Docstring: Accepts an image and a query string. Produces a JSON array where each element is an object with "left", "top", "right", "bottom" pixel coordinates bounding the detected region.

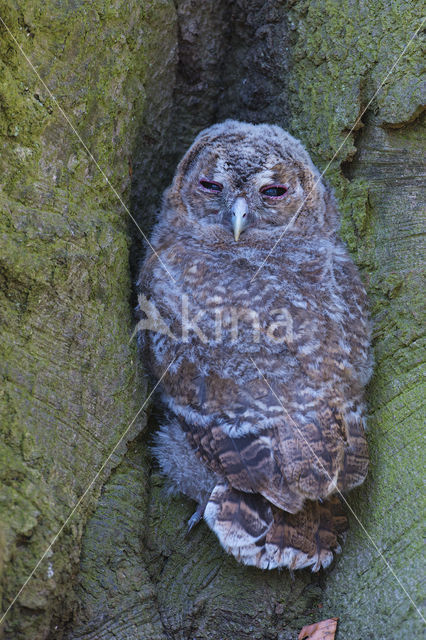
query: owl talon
[{"left": 186, "top": 504, "right": 205, "bottom": 535}]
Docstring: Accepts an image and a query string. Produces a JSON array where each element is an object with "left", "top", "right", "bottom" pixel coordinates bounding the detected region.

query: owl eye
[
  {"left": 260, "top": 184, "right": 288, "bottom": 198},
  {"left": 199, "top": 179, "right": 223, "bottom": 193}
]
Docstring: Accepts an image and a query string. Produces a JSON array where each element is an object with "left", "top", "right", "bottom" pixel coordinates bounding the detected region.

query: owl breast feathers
[{"left": 138, "top": 120, "right": 372, "bottom": 571}]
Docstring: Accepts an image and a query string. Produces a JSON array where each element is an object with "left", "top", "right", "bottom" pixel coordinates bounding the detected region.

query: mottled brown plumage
[{"left": 138, "top": 120, "right": 371, "bottom": 570}]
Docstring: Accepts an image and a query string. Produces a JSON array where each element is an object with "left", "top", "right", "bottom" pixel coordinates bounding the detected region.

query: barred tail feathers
[{"left": 204, "top": 482, "right": 347, "bottom": 571}]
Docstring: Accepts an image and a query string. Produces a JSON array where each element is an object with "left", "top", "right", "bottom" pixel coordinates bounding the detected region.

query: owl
[{"left": 137, "top": 120, "right": 372, "bottom": 571}]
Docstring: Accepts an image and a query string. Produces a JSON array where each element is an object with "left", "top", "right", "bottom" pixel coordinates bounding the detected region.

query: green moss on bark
[{"left": 0, "top": 1, "right": 176, "bottom": 637}]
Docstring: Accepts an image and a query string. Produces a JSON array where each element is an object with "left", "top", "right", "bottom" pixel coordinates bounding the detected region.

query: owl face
[{"left": 167, "top": 120, "right": 332, "bottom": 245}]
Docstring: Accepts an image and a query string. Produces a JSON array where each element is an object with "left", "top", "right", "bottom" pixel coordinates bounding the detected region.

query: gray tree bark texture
[{"left": 0, "top": 1, "right": 424, "bottom": 639}]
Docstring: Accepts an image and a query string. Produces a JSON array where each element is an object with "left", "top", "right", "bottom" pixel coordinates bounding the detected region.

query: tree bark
[{"left": 0, "top": 1, "right": 423, "bottom": 639}]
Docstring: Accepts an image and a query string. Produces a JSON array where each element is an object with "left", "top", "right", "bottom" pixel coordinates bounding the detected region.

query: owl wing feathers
[
  {"left": 179, "top": 417, "right": 306, "bottom": 513},
  {"left": 173, "top": 379, "right": 368, "bottom": 510},
  {"left": 275, "top": 402, "right": 369, "bottom": 498}
]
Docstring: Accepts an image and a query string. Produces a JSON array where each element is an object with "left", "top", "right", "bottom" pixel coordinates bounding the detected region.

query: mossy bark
[
  {"left": 0, "top": 1, "right": 424, "bottom": 639},
  {"left": 0, "top": 1, "right": 176, "bottom": 637}
]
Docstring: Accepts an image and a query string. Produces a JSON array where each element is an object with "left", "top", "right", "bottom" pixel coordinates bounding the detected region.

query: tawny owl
[{"left": 137, "top": 120, "right": 372, "bottom": 571}]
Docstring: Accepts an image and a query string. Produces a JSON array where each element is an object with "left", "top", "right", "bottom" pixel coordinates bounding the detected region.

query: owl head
[{"left": 163, "top": 120, "right": 338, "bottom": 245}]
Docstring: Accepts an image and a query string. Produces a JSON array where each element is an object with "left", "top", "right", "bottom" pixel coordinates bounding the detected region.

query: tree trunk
[{"left": 0, "top": 1, "right": 423, "bottom": 639}]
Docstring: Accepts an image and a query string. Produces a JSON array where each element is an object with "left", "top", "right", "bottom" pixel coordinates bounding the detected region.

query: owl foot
[{"left": 186, "top": 502, "right": 206, "bottom": 535}]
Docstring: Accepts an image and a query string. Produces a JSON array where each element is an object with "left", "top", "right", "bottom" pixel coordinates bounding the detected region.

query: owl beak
[{"left": 231, "top": 197, "right": 249, "bottom": 241}]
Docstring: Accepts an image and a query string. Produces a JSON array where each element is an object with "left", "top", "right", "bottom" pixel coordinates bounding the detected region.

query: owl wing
[
  {"left": 179, "top": 414, "right": 307, "bottom": 513},
  {"left": 178, "top": 393, "right": 368, "bottom": 512}
]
